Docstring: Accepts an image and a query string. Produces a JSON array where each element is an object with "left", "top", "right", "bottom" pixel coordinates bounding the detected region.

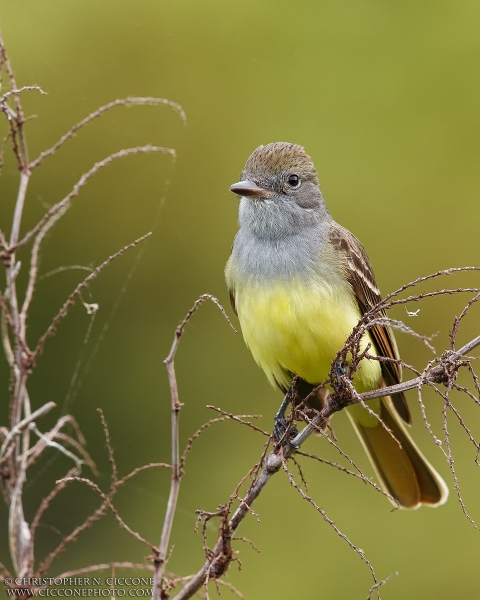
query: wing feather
[{"left": 329, "top": 222, "right": 411, "bottom": 424}]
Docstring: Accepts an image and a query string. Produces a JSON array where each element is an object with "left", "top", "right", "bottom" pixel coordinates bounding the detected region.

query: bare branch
[
  {"left": 367, "top": 572, "right": 398, "bottom": 600},
  {"left": 173, "top": 295, "right": 237, "bottom": 341},
  {"left": 296, "top": 450, "right": 396, "bottom": 503},
  {"left": 29, "top": 466, "right": 78, "bottom": 571},
  {"left": 205, "top": 406, "right": 268, "bottom": 437},
  {"left": 170, "top": 447, "right": 289, "bottom": 600},
  {"left": 381, "top": 266, "right": 480, "bottom": 304},
  {"left": 116, "top": 463, "right": 172, "bottom": 487},
  {"left": 0, "top": 401, "right": 56, "bottom": 461},
  {"left": 54, "top": 562, "right": 154, "bottom": 581},
  {"left": 0, "top": 86, "right": 47, "bottom": 103},
  {"left": 31, "top": 232, "right": 152, "bottom": 363},
  {"left": 0, "top": 27, "right": 190, "bottom": 591},
  {"left": 18, "top": 145, "right": 174, "bottom": 253},
  {"left": 0, "top": 30, "right": 29, "bottom": 171},
  {"left": 26, "top": 414, "right": 87, "bottom": 468},
  {"left": 356, "top": 334, "right": 480, "bottom": 402},
  {"left": 170, "top": 322, "right": 480, "bottom": 599},
  {"left": 58, "top": 476, "right": 157, "bottom": 552},
  {"left": 442, "top": 396, "right": 479, "bottom": 530},
  {"left": 35, "top": 484, "right": 110, "bottom": 576},
  {"left": 19, "top": 146, "right": 171, "bottom": 325},
  {"left": 97, "top": 408, "right": 118, "bottom": 492},
  {"left": 29, "top": 423, "right": 84, "bottom": 474},
  {"left": 29, "top": 97, "right": 185, "bottom": 170},
  {"left": 281, "top": 457, "right": 379, "bottom": 585},
  {"left": 0, "top": 288, "right": 30, "bottom": 362},
  {"left": 35, "top": 411, "right": 117, "bottom": 576},
  {"left": 0, "top": 561, "right": 13, "bottom": 580},
  {"left": 51, "top": 432, "right": 98, "bottom": 475},
  {"left": 152, "top": 296, "right": 237, "bottom": 600}
]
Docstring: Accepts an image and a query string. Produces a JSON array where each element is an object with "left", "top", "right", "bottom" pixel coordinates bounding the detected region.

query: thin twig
[
  {"left": 26, "top": 414, "right": 87, "bottom": 467},
  {"left": 35, "top": 409, "right": 119, "bottom": 576},
  {"left": 28, "top": 466, "right": 78, "bottom": 571},
  {"left": 29, "top": 423, "right": 84, "bottom": 475},
  {"left": 116, "top": 463, "right": 172, "bottom": 487},
  {"left": 171, "top": 324, "right": 480, "bottom": 599},
  {"left": 367, "top": 572, "right": 399, "bottom": 600},
  {"left": 281, "top": 458, "right": 379, "bottom": 586},
  {"left": 31, "top": 232, "right": 152, "bottom": 362},
  {"left": 357, "top": 335, "right": 480, "bottom": 402},
  {"left": 19, "top": 146, "right": 172, "bottom": 324},
  {"left": 59, "top": 476, "right": 158, "bottom": 551},
  {"left": 0, "top": 86, "right": 47, "bottom": 103},
  {"left": 0, "top": 402, "right": 56, "bottom": 460},
  {"left": 152, "top": 296, "right": 236, "bottom": 600},
  {"left": 29, "top": 97, "right": 185, "bottom": 170},
  {"left": 206, "top": 406, "right": 268, "bottom": 436},
  {"left": 17, "top": 145, "right": 174, "bottom": 253},
  {"left": 54, "top": 562, "right": 154, "bottom": 581},
  {"left": 35, "top": 486, "right": 109, "bottom": 576}
]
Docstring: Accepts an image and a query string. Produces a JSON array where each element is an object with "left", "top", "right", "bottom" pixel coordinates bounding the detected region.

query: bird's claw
[
  {"left": 334, "top": 360, "right": 348, "bottom": 389},
  {"left": 273, "top": 414, "right": 299, "bottom": 448}
]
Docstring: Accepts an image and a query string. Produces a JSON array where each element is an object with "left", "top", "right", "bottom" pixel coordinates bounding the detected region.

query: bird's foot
[
  {"left": 334, "top": 361, "right": 348, "bottom": 389},
  {"left": 273, "top": 414, "right": 299, "bottom": 448},
  {"left": 273, "top": 394, "right": 299, "bottom": 448}
]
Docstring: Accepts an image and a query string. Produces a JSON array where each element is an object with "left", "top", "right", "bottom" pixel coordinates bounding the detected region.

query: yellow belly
[{"left": 235, "top": 278, "right": 381, "bottom": 394}]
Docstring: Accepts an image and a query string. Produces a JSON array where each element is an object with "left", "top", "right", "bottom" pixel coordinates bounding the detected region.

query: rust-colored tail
[{"left": 347, "top": 397, "right": 448, "bottom": 509}]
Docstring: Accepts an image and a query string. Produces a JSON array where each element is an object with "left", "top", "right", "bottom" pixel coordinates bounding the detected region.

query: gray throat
[{"left": 231, "top": 198, "right": 332, "bottom": 283}]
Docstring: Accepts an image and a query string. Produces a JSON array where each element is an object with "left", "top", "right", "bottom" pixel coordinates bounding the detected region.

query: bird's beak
[{"left": 229, "top": 180, "right": 274, "bottom": 199}]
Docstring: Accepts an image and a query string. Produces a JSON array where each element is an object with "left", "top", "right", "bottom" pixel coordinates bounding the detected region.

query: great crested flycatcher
[{"left": 225, "top": 142, "right": 448, "bottom": 509}]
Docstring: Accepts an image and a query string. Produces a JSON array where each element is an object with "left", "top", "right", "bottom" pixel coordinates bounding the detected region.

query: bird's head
[{"left": 230, "top": 142, "right": 328, "bottom": 237}]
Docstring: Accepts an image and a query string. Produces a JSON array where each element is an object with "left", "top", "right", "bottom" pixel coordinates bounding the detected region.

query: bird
[{"left": 225, "top": 141, "right": 448, "bottom": 509}]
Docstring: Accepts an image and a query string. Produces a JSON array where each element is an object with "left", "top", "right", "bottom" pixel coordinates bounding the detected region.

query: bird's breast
[{"left": 233, "top": 277, "right": 380, "bottom": 392}]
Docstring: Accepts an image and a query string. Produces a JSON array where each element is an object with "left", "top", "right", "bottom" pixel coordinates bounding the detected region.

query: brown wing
[{"left": 329, "top": 221, "right": 411, "bottom": 424}]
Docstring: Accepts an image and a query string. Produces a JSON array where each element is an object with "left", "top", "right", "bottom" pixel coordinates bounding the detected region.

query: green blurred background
[{"left": 1, "top": 0, "right": 480, "bottom": 598}]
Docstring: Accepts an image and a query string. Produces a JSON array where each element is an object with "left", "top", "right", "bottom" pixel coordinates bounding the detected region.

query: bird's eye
[{"left": 287, "top": 174, "right": 300, "bottom": 188}]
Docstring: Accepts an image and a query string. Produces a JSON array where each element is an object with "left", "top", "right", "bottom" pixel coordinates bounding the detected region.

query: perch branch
[{"left": 171, "top": 330, "right": 480, "bottom": 600}]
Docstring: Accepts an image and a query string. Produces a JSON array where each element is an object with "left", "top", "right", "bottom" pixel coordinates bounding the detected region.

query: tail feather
[{"left": 347, "top": 397, "right": 448, "bottom": 509}]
